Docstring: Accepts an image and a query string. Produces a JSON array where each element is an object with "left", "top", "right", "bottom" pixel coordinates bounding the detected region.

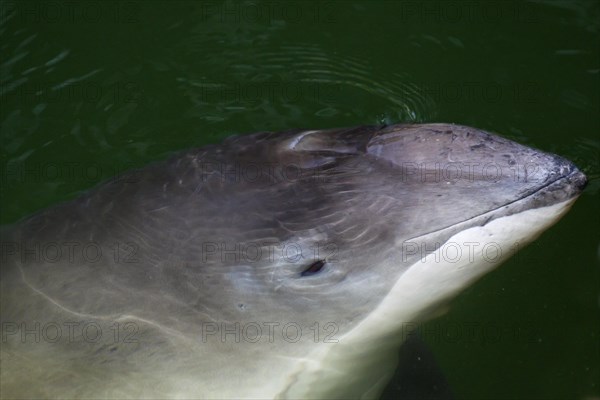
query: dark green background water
[{"left": 1, "top": 1, "right": 598, "bottom": 399}]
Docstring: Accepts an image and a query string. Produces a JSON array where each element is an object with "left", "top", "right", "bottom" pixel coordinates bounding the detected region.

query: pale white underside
[
  {"left": 279, "top": 197, "right": 577, "bottom": 399},
  {"left": 1, "top": 198, "right": 577, "bottom": 399}
]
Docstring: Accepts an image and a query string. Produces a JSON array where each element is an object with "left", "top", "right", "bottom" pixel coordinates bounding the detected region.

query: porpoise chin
[{"left": 0, "top": 123, "right": 587, "bottom": 399}]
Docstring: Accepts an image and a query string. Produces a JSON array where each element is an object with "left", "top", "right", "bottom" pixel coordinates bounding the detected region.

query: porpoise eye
[{"left": 301, "top": 260, "right": 326, "bottom": 277}]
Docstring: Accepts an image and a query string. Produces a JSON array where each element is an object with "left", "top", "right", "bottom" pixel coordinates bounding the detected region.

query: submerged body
[{"left": 0, "top": 124, "right": 587, "bottom": 399}]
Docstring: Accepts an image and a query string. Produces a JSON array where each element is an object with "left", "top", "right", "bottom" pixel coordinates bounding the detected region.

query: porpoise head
[{"left": 0, "top": 123, "right": 587, "bottom": 399}]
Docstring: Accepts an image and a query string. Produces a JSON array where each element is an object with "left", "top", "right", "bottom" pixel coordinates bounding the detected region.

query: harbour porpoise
[{"left": 0, "top": 123, "right": 587, "bottom": 399}]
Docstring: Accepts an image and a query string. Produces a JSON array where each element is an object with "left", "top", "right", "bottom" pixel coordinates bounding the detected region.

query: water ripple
[{"left": 176, "top": 40, "right": 437, "bottom": 129}]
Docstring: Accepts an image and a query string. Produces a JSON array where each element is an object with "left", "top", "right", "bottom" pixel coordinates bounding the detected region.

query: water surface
[{"left": 1, "top": 1, "right": 598, "bottom": 398}]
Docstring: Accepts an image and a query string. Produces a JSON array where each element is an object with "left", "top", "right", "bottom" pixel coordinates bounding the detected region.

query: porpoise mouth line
[{"left": 405, "top": 168, "right": 586, "bottom": 243}]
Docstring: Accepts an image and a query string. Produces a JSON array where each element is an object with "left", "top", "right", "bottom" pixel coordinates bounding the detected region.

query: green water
[{"left": 1, "top": 1, "right": 598, "bottom": 398}]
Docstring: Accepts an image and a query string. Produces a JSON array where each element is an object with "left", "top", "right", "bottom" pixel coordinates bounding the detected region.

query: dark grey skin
[{"left": 0, "top": 124, "right": 587, "bottom": 399}]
